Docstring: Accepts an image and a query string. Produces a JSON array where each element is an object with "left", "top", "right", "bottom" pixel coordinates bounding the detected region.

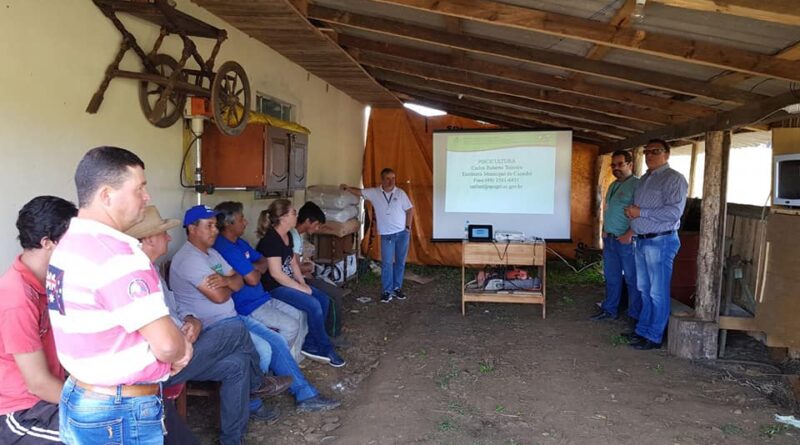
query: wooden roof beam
[
  {"left": 383, "top": 82, "right": 636, "bottom": 139},
  {"left": 575, "top": 0, "right": 636, "bottom": 69},
  {"left": 351, "top": 49, "right": 683, "bottom": 126},
  {"left": 309, "top": 5, "right": 764, "bottom": 104},
  {"left": 368, "top": 0, "right": 800, "bottom": 82},
  {"left": 339, "top": 34, "right": 714, "bottom": 120},
  {"left": 394, "top": 91, "right": 613, "bottom": 144},
  {"left": 375, "top": 72, "right": 657, "bottom": 132},
  {"left": 609, "top": 91, "right": 800, "bottom": 152},
  {"left": 650, "top": 0, "right": 800, "bottom": 27}
]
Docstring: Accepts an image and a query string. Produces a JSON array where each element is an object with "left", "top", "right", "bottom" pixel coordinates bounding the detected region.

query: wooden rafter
[
  {"left": 392, "top": 91, "right": 614, "bottom": 144},
  {"left": 309, "top": 5, "right": 765, "bottom": 104},
  {"left": 651, "top": 0, "right": 800, "bottom": 27},
  {"left": 367, "top": 0, "right": 800, "bottom": 82},
  {"left": 575, "top": 0, "right": 636, "bottom": 72},
  {"left": 712, "top": 41, "right": 800, "bottom": 87},
  {"left": 376, "top": 73, "right": 656, "bottom": 132},
  {"left": 339, "top": 35, "right": 714, "bottom": 120},
  {"left": 609, "top": 91, "right": 800, "bottom": 151},
  {"left": 351, "top": 49, "right": 687, "bottom": 126},
  {"left": 384, "top": 81, "right": 636, "bottom": 139}
]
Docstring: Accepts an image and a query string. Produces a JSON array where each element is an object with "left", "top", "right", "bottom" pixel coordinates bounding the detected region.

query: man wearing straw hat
[{"left": 127, "top": 206, "right": 292, "bottom": 444}]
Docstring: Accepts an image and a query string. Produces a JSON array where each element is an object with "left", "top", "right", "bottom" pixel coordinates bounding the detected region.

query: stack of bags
[
  {"left": 306, "top": 185, "right": 360, "bottom": 237},
  {"left": 306, "top": 185, "right": 360, "bottom": 284}
]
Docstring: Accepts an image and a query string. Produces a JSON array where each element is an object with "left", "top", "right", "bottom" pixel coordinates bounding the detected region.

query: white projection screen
[{"left": 432, "top": 129, "right": 573, "bottom": 241}]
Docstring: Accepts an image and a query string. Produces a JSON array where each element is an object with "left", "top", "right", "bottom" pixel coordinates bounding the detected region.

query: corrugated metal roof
[{"left": 194, "top": 0, "right": 800, "bottom": 146}]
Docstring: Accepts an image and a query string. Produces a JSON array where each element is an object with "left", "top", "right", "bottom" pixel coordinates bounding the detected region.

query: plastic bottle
[{"left": 464, "top": 220, "right": 470, "bottom": 239}]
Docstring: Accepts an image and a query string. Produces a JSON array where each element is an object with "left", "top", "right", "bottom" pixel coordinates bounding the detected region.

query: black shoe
[
  {"left": 589, "top": 310, "right": 617, "bottom": 321},
  {"left": 250, "top": 404, "right": 281, "bottom": 422},
  {"left": 380, "top": 292, "right": 393, "bottom": 303},
  {"left": 620, "top": 332, "right": 644, "bottom": 342},
  {"left": 393, "top": 289, "right": 407, "bottom": 300},
  {"left": 296, "top": 395, "right": 341, "bottom": 413},
  {"left": 631, "top": 339, "right": 662, "bottom": 350}
]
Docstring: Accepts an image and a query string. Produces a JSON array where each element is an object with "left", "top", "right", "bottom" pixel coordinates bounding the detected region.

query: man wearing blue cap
[
  {"left": 169, "top": 205, "right": 285, "bottom": 427},
  {"left": 172, "top": 205, "right": 339, "bottom": 414}
]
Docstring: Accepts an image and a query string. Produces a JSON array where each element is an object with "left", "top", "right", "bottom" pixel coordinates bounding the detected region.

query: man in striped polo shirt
[
  {"left": 48, "top": 147, "right": 191, "bottom": 445},
  {"left": 624, "top": 139, "right": 688, "bottom": 350}
]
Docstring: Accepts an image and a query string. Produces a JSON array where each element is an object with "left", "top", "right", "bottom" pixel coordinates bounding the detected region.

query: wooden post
[
  {"left": 695, "top": 130, "right": 730, "bottom": 321},
  {"left": 594, "top": 153, "right": 607, "bottom": 248},
  {"left": 632, "top": 146, "right": 644, "bottom": 176},
  {"left": 688, "top": 141, "right": 700, "bottom": 197},
  {"left": 668, "top": 131, "right": 729, "bottom": 360}
]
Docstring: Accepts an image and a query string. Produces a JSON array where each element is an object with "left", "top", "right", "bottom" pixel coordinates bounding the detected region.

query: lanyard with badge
[{"left": 382, "top": 190, "right": 393, "bottom": 215}]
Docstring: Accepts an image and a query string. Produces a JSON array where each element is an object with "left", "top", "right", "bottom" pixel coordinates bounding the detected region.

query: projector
[{"left": 494, "top": 230, "right": 525, "bottom": 242}]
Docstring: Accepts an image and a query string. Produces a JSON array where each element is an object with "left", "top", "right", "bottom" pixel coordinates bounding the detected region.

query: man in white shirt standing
[{"left": 341, "top": 168, "right": 414, "bottom": 303}]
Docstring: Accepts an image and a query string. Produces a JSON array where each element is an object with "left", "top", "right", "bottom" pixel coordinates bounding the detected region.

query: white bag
[
  {"left": 307, "top": 185, "right": 360, "bottom": 210},
  {"left": 323, "top": 205, "right": 358, "bottom": 223}
]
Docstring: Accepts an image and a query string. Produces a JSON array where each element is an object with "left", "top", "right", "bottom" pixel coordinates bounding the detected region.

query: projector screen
[{"left": 432, "top": 129, "right": 572, "bottom": 241}]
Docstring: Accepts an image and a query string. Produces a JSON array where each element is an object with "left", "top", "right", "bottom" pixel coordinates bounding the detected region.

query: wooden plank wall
[{"left": 724, "top": 203, "right": 767, "bottom": 314}]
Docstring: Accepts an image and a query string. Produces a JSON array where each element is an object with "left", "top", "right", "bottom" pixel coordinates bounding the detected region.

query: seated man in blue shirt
[
  {"left": 185, "top": 204, "right": 339, "bottom": 412},
  {"left": 127, "top": 206, "right": 293, "bottom": 445}
]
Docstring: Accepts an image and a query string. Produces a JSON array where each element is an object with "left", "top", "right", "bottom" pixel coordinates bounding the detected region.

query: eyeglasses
[
  {"left": 643, "top": 148, "right": 666, "bottom": 155},
  {"left": 611, "top": 162, "right": 629, "bottom": 168}
]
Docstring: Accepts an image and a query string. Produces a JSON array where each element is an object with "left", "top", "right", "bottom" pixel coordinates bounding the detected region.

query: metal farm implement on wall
[{"left": 86, "top": 0, "right": 251, "bottom": 136}]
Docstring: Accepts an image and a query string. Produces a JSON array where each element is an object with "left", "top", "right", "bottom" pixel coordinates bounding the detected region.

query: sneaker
[
  {"left": 301, "top": 348, "right": 332, "bottom": 364},
  {"left": 328, "top": 350, "right": 346, "bottom": 368},
  {"left": 380, "top": 292, "right": 393, "bottom": 303},
  {"left": 250, "top": 404, "right": 281, "bottom": 422},
  {"left": 296, "top": 395, "right": 341, "bottom": 413},
  {"left": 393, "top": 289, "right": 407, "bottom": 300}
]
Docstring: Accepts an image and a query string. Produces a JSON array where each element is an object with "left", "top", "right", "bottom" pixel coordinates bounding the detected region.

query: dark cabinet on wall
[{"left": 201, "top": 122, "right": 308, "bottom": 192}]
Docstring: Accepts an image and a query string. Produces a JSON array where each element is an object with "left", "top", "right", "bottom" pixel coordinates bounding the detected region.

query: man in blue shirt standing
[
  {"left": 624, "top": 139, "right": 688, "bottom": 350},
  {"left": 591, "top": 150, "right": 641, "bottom": 323}
]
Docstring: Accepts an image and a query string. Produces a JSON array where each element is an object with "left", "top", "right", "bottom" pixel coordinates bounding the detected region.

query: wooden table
[{"left": 461, "top": 240, "right": 546, "bottom": 318}]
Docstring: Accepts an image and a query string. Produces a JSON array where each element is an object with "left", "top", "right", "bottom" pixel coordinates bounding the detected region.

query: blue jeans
[
  {"left": 269, "top": 286, "right": 333, "bottom": 357},
  {"left": 60, "top": 377, "right": 164, "bottom": 445},
  {"left": 165, "top": 317, "right": 263, "bottom": 445},
  {"left": 634, "top": 232, "right": 681, "bottom": 344},
  {"left": 602, "top": 235, "right": 641, "bottom": 319},
  {"left": 241, "top": 316, "right": 318, "bottom": 402},
  {"left": 380, "top": 229, "right": 410, "bottom": 294}
]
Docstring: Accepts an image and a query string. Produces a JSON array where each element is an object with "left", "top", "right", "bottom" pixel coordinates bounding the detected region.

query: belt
[
  {"left": 74, "top": 379, "right": 160, "bottom": 397},
  {"left": 637, "top": 230, "right": 675, "bottom": 239}
]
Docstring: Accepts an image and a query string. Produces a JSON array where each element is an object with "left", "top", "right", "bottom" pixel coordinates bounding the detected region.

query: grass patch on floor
[{"left": 547, "top": 261, "right": 604, "bottom": 285}]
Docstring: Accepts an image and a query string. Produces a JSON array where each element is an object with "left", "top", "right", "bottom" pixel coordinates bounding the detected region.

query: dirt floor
[{"left": 187, "top": 264, "right": 800, "bottom": 444}]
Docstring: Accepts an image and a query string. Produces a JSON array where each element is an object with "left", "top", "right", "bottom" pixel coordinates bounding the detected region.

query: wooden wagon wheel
[
  {"left": 138, "top": 54, "right": 187, "bottom": 128},
  {"left": 211, "top": 61, "right": 251, "bottom": 136}
]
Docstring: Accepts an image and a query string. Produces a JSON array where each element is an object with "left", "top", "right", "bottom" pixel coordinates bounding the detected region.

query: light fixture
[{"left": 404, "top": 102, "right": 447, "bottom": 117}]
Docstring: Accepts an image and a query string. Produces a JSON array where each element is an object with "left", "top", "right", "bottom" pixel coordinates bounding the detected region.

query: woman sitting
[{"left": 256, "top": 199, "right": 345, "bottom": 368}]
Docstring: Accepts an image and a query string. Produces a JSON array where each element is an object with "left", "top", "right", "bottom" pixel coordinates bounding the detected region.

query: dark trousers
[{"left": 166, "top": 317, "right": 263, "bottom": 445}]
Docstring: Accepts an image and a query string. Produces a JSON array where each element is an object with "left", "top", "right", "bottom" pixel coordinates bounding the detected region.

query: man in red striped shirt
[{"left": 47, "top": 146, "right": 190, "bottom": 445}]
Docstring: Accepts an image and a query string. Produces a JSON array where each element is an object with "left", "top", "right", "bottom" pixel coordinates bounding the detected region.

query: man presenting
[
  {"left": 47, "top": 146, "right": 191, "bottom": 444},
  {"left": 624, "top": 139, "right": 688, "bottom": 350},
  {"left": 341, "top": 168, "right": 414, "bottom": 303},
  {"left": 590, "top": 150, "right": 641, "bottom": 323}
]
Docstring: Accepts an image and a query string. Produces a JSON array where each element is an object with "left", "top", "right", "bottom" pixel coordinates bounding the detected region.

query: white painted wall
[{"left": 0, "top": 0, "right": 367, "bottom": 270}]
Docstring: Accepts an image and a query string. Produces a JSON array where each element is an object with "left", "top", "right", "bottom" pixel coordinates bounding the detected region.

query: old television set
[{"left": 774, "top": 154, "right": 800, "bottom": 207}]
